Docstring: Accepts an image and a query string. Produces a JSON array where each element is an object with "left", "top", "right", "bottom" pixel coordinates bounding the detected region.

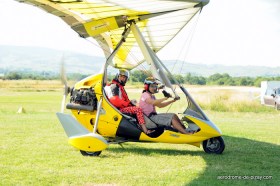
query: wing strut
[
  {"left": 102, "top": 23, "right": 131, "bottom": 85},
  {"left": 105, "top": 25, "right": 131, "bottom": 68},
  {"left": 93, "top": 97, "right": 103, "bottom": 134},
  {"left": 130, "top": 22, "right": 179, "bottom": 98}
]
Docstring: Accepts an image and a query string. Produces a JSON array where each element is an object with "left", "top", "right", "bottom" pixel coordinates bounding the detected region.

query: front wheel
[
  {"left": 203, "top": 136, "right": 225, "bottom": 154},
  {"left": 80, "top": 150, "right": 102, "bottom": 156}
]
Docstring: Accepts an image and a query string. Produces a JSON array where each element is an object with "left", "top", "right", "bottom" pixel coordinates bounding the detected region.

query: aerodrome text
[{"left": 217, "top": 175, "right": 272, "bottom": 180}]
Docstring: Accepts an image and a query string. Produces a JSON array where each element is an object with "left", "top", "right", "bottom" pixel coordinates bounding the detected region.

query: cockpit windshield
[{"left": 180, "top": 86, "right": 209, "bottom": 121}]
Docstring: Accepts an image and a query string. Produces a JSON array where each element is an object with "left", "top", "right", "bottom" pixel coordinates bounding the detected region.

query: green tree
[
  {"left": 174, "top": 74, "right": 184, "bottom": 84},
  {"left": 5, "top": 72, "right": 22, "bottom": 80},
  {"left": 207, "top": 73, "right": 232, "bottom": 85},
  {"left": 236, "top": 77, "right": 254, "bottom": 86},
  {"left": 130, "top": 70, "right": 148, "bottom": 82}
]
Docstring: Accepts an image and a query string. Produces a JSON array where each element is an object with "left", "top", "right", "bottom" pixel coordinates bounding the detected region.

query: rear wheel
[
  {"left": 203, "top": 136, "right": 225, "bottom": 154},
  {"left": 80, "top": 150, "right": 102, "bottom": 156}
]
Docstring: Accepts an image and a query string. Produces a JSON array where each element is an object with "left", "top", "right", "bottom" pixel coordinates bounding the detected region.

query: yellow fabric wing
[{"left": 16, "top": 0, "right": 209, "bottom": 69}]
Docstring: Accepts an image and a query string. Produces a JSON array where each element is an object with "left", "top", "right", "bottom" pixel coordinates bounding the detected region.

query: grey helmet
[{"left": 115, "top": 69, "right": 129, "bottom": 85}]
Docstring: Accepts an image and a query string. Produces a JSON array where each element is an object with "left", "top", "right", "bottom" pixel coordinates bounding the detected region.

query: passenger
[
  {"left": 105, "top": 69, "right": 153, "bottom": 134},
  {"left": 139, "top": 77, "right": 192, "bottom": 134}
]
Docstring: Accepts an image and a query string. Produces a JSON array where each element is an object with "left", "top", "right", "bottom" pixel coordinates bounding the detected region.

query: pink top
[{"left": 139, "top": 92, "right": 156, "bottom": 116}]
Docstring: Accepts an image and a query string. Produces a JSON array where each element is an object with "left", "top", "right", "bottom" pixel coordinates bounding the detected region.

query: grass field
[{"left": 0, "top": 80, "right": 279, "bottom": 186}]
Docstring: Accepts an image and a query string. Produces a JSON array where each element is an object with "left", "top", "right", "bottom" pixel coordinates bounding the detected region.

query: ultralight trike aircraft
[{"left": 16, "top": 0, "right": 225, "bottom": 156}]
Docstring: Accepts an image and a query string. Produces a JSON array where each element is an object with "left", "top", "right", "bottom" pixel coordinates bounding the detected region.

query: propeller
[{"left": 60, "top": 57, "right": 70, "bottom": 113}]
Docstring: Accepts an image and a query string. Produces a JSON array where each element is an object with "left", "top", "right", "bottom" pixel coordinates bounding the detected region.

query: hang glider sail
[{"left": 16, "top": 0, "right": 209, "bottom": 69}]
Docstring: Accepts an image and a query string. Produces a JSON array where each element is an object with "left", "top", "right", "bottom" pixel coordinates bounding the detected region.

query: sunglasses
[
  {"left": 150, "top": 84, "right": 158, "bottom": 88},
  {"left": 119, "top": 75, "right": 127, "bottom": 78}
]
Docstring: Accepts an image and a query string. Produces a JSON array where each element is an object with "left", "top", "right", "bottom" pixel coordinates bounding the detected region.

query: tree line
[
  {"left": 1, "top": 71, "right": 88, "bottom": 81},
  {"left": 2, "top": 70, "right": 280, "bottom": 87},
  {"left": 129, "top": 71, "right": 280, "bottom": 87}
]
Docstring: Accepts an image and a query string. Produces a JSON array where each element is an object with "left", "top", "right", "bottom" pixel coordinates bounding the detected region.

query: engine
[{"left": 66, "top": 87, "right": 98, "bottom": 112}]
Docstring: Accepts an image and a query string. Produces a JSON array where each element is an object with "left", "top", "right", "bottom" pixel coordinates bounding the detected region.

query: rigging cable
[
  {"left": 178, "top": 10, "right": 202, "bottom": 75},
  {"left": 170, "top": 9, "right": 202, "bottom": 75},
  {"left": 165, "top": 9, "right": 202, "bottom": 113}
]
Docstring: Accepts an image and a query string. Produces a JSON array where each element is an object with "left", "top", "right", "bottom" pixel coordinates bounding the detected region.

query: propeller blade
[
  {"left": 61, "top": 95, "right": 67, "bottom": 113},
  {"left": 60, "top": 57, "right": 67, "bottom": 88},
  {"left": 60, "top": 56, "right": 70, "bottom": 113}
]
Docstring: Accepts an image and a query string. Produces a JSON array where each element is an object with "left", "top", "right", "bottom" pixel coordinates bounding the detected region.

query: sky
[{"left": 0, "top": 0, "right": 280, "bottom": 67}]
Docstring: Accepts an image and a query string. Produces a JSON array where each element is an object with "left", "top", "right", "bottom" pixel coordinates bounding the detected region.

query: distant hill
[
  {"left": 1, "top": 45, "right": 279, "bottom": 77},
  {"left": 0, "top": 45, "right": 105, "bottom": 74},
  {"left": 163, "top": 61, "right": 280, "bottom": 77}
]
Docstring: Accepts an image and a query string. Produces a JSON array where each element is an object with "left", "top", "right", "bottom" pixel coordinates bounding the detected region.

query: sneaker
[
  {"left": 185, "top": 128, "right": 200, "bottom": 133},
  {"left": 185, "top": 128, "right": 195, "bottom": 134}
]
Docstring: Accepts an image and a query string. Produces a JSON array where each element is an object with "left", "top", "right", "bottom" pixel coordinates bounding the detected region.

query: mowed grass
[{"left": 0, "top": 80, "right": 280, "bottom": 186}]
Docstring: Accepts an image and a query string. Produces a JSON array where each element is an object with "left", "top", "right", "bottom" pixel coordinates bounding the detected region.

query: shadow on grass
[{"left": 106, "top": 135, "right": 280, "bottom": 185}]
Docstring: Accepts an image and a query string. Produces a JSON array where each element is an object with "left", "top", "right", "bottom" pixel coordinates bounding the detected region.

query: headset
[{"left": 144, "top": 84, "right": 150, "bottom": 91}]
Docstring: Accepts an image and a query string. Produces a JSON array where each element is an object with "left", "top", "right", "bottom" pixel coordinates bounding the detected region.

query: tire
[
  {"left": 80, "top": 150, "right": 102, "bottom": 156},
  {"left": 203, "top": 136, "right": 225, "bottom": 154}
]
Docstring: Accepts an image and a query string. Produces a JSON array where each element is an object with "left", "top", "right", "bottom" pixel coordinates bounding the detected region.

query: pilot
[
  {"left": 105, "top": 69, "right": 153, "bottom": 134},
  {"left": 139, "top": 77, "right": 193, "bottom": 134}
]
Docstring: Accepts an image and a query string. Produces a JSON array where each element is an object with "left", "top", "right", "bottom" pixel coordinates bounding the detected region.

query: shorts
[{"left": 144, "top": 113, "right": 175, "bottom": 129}]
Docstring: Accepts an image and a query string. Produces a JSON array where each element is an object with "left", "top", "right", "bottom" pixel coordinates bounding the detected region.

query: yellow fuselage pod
[
  {"left": 68, "top": 73, "right": 222, "bottom": 148},
  {"left": 139, "top": 115, "right": 222, "bottom": 147},
  {"left": 70, "top": 73, "right": 122, "bottom": 138},
  {"left": 68, "top": 133, "right": 108, "bottom": 152}
]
